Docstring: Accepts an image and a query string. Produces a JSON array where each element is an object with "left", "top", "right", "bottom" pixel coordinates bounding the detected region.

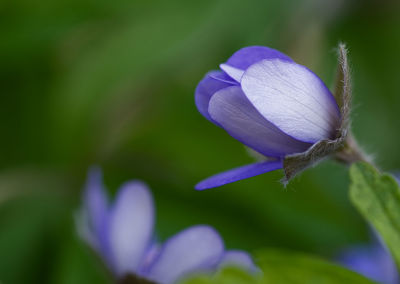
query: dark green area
[{"left": 0, "top": 0, "right": 399, "bottom": 283}]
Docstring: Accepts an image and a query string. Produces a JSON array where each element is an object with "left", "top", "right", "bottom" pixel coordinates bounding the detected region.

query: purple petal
[
  {"left": 195, "top": 160, "right": 283, "bottom": 190},
  {"left": 146, "top": 225, "right": 224, "bottom": 284},
  {"left": 219, "top": 250, "right": 257, "bottom": 271},
  {"left": 208, "top": 86, "right": 311, "bottom": 157},
  {"left": 241, "top": 59, "right": 340, "bottom": 143},
  {"left": 83, "top": 167, "right": 112, "bottom": 265},
  {"left": 75, "top": 209, "right": 99, "bottom": 250},
  {"left": 226, "top": 46, "right": 293, "bottom": 70},
  {"left": 195, "top": 71, "right": 233, "bottom": 121},
  {"left": 84, "top": 166, "right": 108, "bottom": 238},
  {"left": 220, "top": 64, "right": 245, "bottom": 82},
  {"left": 108, "top": 181, "right": 154, "bottom": 276},
  {"left": 209, "top": 71, "right": 237, "bottom": 84},
  {"left": 138, "top": 243, "right": 161, "bottom": 275},
  {"left": 337, "top": 245, "right": 398, "bottom": 284},
  {"left": 220, "top": 46, "right": 293, "bottom": 83}
]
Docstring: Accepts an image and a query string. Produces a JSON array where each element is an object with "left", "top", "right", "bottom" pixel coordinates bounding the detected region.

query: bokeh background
[{"left": 1, "top": 0, "right": 400, "bottom": 283}]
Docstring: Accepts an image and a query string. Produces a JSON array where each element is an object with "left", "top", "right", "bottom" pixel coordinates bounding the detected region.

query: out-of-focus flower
[
  {"left": 336, "top": 239, "right": 398, "bottom": 284},
  {"left": 195, "top": 45, "right": 358, "bottom": 190},
  {"left": 76, "top": 167, "right": 256, "bottom": 284}
]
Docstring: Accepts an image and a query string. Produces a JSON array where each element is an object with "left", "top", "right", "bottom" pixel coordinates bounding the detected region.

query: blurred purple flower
[
  {"left": 195, "top": 46, "right": 341, "bottom": 190},
  {"left": 336, "top": 240, "right": 398, "bottom": 284},
  {"left": 77, "top": 167, "right": 256, "bottom": 284}
]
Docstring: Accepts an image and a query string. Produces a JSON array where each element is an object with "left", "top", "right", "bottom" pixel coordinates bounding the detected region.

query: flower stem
[{"left": 334, "top": 134, "right": 371, "bottom": 165}]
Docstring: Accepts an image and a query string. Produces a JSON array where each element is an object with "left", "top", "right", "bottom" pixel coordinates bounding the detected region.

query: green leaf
[
  {"left": 257, "top": 249, "right": 375, "bottom": 284},
  {"left": 349, "top": 162, "right": 400, "bottom": 267},
  {"left": 181, "top": 267, "right": 260, "bottom": 284},
  {"left": 182, "top": 250, "right": 373, "bottom": 284}
]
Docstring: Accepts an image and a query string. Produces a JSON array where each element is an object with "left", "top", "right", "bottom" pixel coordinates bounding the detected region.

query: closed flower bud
[{"left": 195, "top": 44, "right": 362, "bottom": 190}]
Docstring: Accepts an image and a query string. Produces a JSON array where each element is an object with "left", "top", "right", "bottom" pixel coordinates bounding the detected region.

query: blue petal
[
  {"left": 195, "top": 160, "right": 283, "bottom": 190},
  {"left": 226, "top": 46, "right": 293, "bottom": 70},
  {"left": 337, "top": 244, "right": 398, "bottom": 284},
  {"left": 208, "top": 86, "right": 311, "bottom": 157},
  {"left": 108, "top": 181, "right": 155, "bottom": 276},
  {"left": 146, "top": 225, "right": 224, "bottom": 284},
  {"left": 219, "top": 64, "right": 245, "bottom": 82},
  {"left": 83, "top": 167, "right": 111, "bottom": 264},
  {"left": 84, "top": 166, "right": 108, "bottom": 238},
  {"left": 209, "top": 71, "right": 237, "bottom": 84},
  {"left": 241, "top": 59, "right": 340, "bottom": 143},
  {"left": 195, "top": 71, "right": 233, "bottom": 121},
  {"left": 218, "top": 250, "right": 257, "bottom": 272}
]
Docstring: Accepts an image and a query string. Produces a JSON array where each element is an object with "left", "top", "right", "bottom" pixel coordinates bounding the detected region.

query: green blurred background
[{"left": 1, "top": 0, "right": 399, "bottom": 283}]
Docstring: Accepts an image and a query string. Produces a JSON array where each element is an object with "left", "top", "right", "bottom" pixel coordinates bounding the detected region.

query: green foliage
[
  {"left": 181, "top": 267, "right": 260, "bottom": 284},
  {"left": 1, "top": 0, "right": 400, "bottom": 283},
  {"left": 349, "top": 162, "right": 400, "bottom": 267},
  {"left": 0, "top": 194, "right": 112, "bottom": 284},
  {"left": 256, "top": 249, "right": 375, "bottom": 284},
  {"left": 182, "top": 250, "right": 374, "bottom": 284}
]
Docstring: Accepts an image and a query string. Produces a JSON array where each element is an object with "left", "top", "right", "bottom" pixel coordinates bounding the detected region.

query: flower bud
[{"left": 195, "top": 44, "right": 353, "bottom": 189}]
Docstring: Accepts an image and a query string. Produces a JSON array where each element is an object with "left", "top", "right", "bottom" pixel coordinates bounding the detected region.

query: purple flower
[
  {"left": 336, "top": 240, "right": 398, "bottom": 284},
  {"left": 77, "top": 167, "right": 256, "bottom": 284},
  {"left": 195, "top": 46, "right": 344, "bottom": 190}
]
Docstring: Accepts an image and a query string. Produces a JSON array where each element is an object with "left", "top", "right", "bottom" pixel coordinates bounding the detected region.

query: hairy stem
[{"left": 334, "top": 134, "right": 371, "bottom": 165}]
